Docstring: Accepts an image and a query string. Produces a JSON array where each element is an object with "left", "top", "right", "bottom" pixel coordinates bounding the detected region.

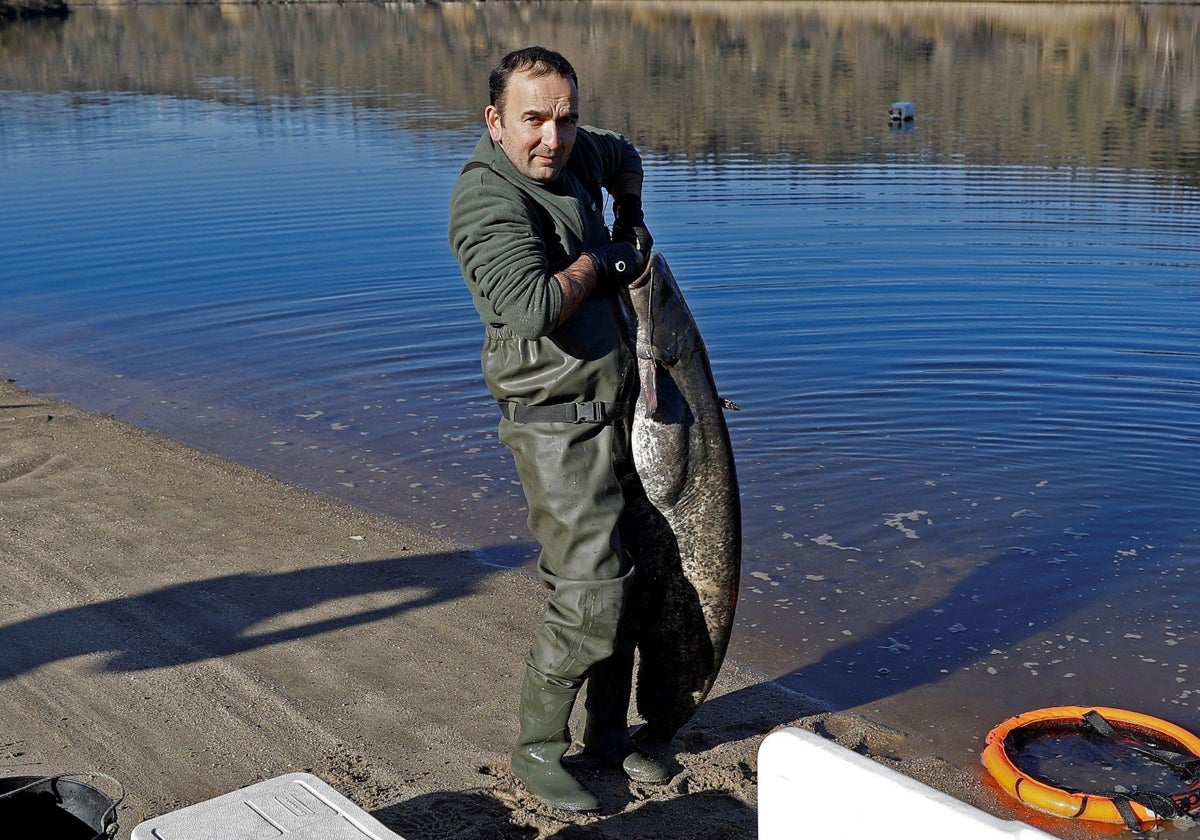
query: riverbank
[{"left": 1, "top": 377, "right": 1072, "bottom": 839}]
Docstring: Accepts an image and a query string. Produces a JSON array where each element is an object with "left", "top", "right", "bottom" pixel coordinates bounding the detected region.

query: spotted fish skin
[{"left": 619, "top": 253, "right": 741, "bottom": 744}]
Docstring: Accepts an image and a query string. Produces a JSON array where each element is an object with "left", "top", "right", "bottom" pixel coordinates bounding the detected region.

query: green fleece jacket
[{"left": 448, "top": 127, "right": 644, "bottom": 407}]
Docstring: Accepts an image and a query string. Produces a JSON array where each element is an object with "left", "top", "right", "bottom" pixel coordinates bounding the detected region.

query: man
[{"left": 448, "top": 46, "right": 666, "bottom": 812}]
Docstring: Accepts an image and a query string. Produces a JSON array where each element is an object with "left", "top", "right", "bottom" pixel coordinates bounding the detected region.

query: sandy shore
[{"left": 1, "top": 377, "right": 1076, "bottom": 838}]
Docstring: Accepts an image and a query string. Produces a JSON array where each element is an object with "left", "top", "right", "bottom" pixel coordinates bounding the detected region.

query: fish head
[
  {"left": 622, "top": 253, "right": 705, "bottom": 421},
  {"left": 627, "top": 253, "right": 698, "bottom": 369}
]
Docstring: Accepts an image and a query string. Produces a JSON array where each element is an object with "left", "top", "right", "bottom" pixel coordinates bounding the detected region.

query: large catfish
[{"left": 618, "top": 253, "right": 742, "bottom": 744}]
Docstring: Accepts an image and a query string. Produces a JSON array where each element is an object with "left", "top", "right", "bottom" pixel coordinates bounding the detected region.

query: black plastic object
[{"left": 0, "top": 775, "right": 120, "bottom": 839}]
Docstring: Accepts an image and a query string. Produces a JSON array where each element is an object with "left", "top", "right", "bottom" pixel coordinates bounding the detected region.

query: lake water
[{"left": 3, "top": 0, "right": 1200, "bottom": 806}]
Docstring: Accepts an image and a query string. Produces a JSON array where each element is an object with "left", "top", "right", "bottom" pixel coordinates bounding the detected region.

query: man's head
[{"left": 485, "top": 47, "right": 579, "bottom": 183}]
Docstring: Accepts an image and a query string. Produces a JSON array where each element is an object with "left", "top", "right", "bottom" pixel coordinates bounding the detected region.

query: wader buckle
[
  {"left": 570, "top": 402, "right": 607, "bottom": 423},
  {"left": 499, "top": 400, "right": 625, "bottom": 425}
]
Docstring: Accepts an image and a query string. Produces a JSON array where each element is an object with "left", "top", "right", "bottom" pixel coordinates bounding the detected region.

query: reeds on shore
[{"left": 2, "top": 0, "right": 69, "bottom": 23}]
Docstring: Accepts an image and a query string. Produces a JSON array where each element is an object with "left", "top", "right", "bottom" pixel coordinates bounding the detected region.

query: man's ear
[{"left": 485, "top": 105, "right": 503, "bottom": 143}]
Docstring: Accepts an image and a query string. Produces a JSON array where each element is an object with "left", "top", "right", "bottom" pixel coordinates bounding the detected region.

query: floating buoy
[
  {"left": 982, "top": 706, "right": 1200, "bottom": 831},
  {"left": 888, "top": 101, "right": 915, "bottom": 123}
]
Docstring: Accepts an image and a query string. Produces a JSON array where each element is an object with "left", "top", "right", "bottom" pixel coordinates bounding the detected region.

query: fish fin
[{"left": 639, "top": 356, "right": 659, "bottom": 417}]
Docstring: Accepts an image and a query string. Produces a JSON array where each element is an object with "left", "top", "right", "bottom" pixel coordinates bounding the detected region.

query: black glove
[
  {"left": 611, "top": 194, "right": 654, "bottom": 259},
  {"left": 587, "top": 241, "right": 646, "bottom": 288}
]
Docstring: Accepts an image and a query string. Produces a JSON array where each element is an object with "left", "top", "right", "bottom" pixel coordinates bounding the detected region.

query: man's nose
[{"left": 542, "top": 121, "right": 563, "bottom": 149}]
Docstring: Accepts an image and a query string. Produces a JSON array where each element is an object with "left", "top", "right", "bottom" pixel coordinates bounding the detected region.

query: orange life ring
[{"left": 982, "top": 706, "right": 1200, "bottom": 827}]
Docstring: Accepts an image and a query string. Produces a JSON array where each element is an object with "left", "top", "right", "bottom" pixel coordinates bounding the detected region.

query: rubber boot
[
  {"left": 510, "top": 666, "right": 601, "bottom": 812},
  {"left": 580, "top": 645, "right": 670, "bottom": 785}
]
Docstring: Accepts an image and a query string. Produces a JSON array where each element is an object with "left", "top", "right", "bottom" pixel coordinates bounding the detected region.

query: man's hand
[
  {"left": 587, "top": 241, "right": 646, "bottom": 289},
  {"left": 611, "top": 194, "right": 653, "bottom": 259}
]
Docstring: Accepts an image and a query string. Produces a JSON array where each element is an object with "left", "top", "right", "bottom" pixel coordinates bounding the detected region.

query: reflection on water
[
  {"left": 3, "top": 1, "right": 1199, "bottom": 176},
  {"left": 4, "top": 1, "right": 1200, "bottom": 794}
]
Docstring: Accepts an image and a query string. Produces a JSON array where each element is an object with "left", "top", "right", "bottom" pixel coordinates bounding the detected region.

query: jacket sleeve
[
  {"left": 448, "top": 169, "right": 564, "bottom": 341},
  {"left": 571, "top": 126, "right": 643, "bottom": 195}
]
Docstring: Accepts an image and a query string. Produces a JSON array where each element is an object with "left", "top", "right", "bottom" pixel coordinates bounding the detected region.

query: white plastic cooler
[{"left": 130, "top": 772, "right": 404, "bottom": 839}]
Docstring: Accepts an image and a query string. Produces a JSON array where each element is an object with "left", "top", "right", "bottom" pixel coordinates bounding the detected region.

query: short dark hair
[{"left": 488, "top": 46, "right": 578, "bottom": 112}]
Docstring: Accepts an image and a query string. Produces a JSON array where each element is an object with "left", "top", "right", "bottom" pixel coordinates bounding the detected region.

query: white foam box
[
  {"left": 130, "top": 772, "right": 405, "bottom": 840},
  {"left": 759, "top": 727, "right": 1055, "bottom": 840}
]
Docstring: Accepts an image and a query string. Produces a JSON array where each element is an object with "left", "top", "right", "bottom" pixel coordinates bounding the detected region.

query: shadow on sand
[{"left": 0, "top": 550, "right": 498, "bottom": 679}]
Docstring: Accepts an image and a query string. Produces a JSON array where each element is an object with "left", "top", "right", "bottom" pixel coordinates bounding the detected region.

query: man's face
[{"left": 486, "top": 69, "right": 578, "bottom": 183}]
